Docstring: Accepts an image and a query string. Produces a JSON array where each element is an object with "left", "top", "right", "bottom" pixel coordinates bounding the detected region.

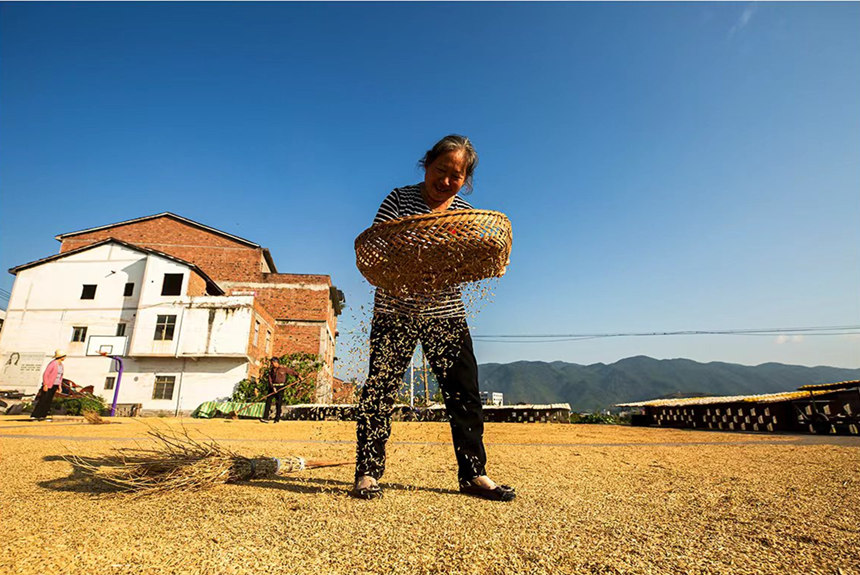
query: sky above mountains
[{"left": 1, "top": 3, "right": 858, "bottom": 370}]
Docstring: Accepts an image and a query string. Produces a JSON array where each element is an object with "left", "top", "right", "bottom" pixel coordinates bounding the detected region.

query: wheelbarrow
[{"left": 56, "top": 378, "right": 95, "bottom": 399}]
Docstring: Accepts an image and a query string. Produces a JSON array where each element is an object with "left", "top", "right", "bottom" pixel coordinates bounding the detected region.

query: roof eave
[{"left": 262, "top": 249, "right": 278, "bottom": 274}]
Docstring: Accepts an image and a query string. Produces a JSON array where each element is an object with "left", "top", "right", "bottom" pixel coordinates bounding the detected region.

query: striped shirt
[{"left": 372, "top": 184, "right": 473, "bottom": 318}]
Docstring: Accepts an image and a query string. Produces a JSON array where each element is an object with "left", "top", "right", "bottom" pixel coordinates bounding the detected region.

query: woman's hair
[{"left": 419, "top": 134, "right": 479, "bottom": 192}]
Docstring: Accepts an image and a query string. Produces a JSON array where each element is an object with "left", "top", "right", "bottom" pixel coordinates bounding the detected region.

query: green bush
[
  {"left": 231, "top": 377, "right": 267, "bottom": 402},
  {"left": 53, "top": 394, "right": 107, "bottom": 416},
  {"left": 232, "top": 353, "right": 324, "bottom": 405}
]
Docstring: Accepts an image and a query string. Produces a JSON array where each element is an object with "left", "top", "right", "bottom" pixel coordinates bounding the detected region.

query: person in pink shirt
[{"left": 30, "top": 350, "right": 66, "bottom": 421}]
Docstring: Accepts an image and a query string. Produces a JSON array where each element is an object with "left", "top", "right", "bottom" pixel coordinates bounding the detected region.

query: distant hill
[{"left": 478, "top": 356, "right": 860, "bottom": 412}]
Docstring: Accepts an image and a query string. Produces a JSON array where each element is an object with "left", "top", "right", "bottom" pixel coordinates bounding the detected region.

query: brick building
[{"left": 8, "top": 212, "right": 343, "bottom": 404}]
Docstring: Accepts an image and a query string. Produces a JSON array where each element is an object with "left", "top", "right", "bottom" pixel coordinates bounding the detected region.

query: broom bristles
[
  {"left": 82, "top": 410, "right": 106, "bottom": 424},
  {"left": 66, "top": 426, "right": 351, "bottom": 495}
]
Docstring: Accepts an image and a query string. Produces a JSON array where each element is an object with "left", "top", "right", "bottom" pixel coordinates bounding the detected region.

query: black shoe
[
  {"left": 349, "top": 478, "right": 382, "bottom": 500},
  {"left": 459, "top": 479, "right": 516, "bottom": 502}
]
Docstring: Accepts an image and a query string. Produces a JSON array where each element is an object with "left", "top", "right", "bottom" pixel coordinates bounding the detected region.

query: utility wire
[{"left": 471, "top": 325, "right": 860, "bottom": 343}]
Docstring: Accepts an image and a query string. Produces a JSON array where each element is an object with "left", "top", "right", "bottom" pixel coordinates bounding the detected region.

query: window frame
[
  {"left": 153, "top": 315, "right": 177, "bottom": 341},
  {"left": 115, "top": 323, "right": 127, "bottom": 337},
  {"left": 104, "top": 376, "right": 116, "bottom": 391},
  {"left": 71, "top": 326, "right": 87, "bottom": 343},
  {"left": 124, "top": 282, "right": 134, "bottom": 297},
  {"left": 152, "top": 375, "right": 176, "bottom": 400}
]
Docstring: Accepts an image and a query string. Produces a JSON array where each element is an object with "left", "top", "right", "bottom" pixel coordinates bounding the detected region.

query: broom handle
[{"left": 304, "top": 459, "right": 353, "bottom": 469}]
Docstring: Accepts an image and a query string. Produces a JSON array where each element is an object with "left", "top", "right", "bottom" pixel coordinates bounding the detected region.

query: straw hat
[
  {"left": 53, "top": 349, "right": 67, "bottom": 359},
  {"left": 355, "top": 209, "right": 512, "bottom": 295}
]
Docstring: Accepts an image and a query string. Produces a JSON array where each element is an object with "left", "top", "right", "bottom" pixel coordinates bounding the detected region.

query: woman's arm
[{"left": 41, "top": 361, "right": 56, "bottom": 391}]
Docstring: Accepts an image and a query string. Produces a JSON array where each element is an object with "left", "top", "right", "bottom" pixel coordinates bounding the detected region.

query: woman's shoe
[
  {"left": 349, "top": 477, "right": 382, "bottom": 500},
  {"left": 459, "top": 479, "right": 516, "bottom": 502}
]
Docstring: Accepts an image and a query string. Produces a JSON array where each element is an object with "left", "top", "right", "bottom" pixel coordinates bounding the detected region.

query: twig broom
[{"left": 66, "top": 427, "right": 350, "bottom": 495}]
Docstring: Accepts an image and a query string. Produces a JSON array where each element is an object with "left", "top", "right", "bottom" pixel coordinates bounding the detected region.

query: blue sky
[{"left": 1, "top": 2, "right": 858, "bottom": 370}]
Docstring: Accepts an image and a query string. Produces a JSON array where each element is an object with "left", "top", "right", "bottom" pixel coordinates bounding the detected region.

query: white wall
[
  {"left": 0, "top": 244, "right": 256, "bottom": 411},
  {"left": 99, "top": 357, "right": 247, "bottom": 413},
  {"left": 0, "top": 244, "right": 147, "bottom": 389},
  {"left": 130, "top": 296, "right": 254, "bottom": 358}
]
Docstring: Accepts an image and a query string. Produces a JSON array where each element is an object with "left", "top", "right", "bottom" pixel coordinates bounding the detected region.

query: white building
[
  {"left": 480, "top": 391, "right": 504, "bottom": 406},
  {"left": 0, "top": 239, "right": 274, "bottom": 414}
]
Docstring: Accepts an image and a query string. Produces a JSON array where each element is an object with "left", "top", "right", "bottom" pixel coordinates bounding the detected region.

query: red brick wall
[
  {"left": 59, "top": 216, "right": 265, "bottom": 282},
  {"left": 331, "top": 378, "right": 357, "bottom": 404},
  {"left": 273, "top": 324, "right": 322, "bottom": 356},
  {"left": 247, "top": 287, "right": 330, "bottom": 322},
  {"left": 187, "top": 273, "right": 207, "bottom": 296}
]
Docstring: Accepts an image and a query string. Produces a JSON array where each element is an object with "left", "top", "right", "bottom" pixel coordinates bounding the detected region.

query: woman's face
[{"left": 423, "top": 149, "right": 468, "bottom": 205}]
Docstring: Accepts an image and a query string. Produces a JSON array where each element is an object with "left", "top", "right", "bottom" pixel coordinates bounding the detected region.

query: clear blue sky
[{"left": 2, "top": 2, "right": 858, "bottom": 370}]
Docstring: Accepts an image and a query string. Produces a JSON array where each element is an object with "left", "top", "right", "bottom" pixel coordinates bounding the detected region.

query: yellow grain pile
[{"left": 1, "top": 418, "right": 858, "bottom": 575}]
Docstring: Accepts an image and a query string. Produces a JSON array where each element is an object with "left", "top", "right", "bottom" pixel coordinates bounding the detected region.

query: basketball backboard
[{"left": 85, "top": 335, "right": 128, "bottom": 357}]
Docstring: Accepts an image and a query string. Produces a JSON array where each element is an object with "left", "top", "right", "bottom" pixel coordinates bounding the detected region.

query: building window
[
  {"left": 104, "top": 376, "right": 116, "bottom": 391},
  {"left": 81, "top": 285, "right": 97, "bottom": 300},
  {"left": 153, "top": 315, "right": 177, "bottom": 341},
  {"left": 152, "top": 375, "right": 176, "bottom": 400},
  {"left": 116, "top": 323, "right": 127, "bottom": 337},
  {"left": 265, "top": 330, "right": 272, "bottom": 354},
  {"left": 71, "top": 326, "right": 87, "bottom": 342},
  {"left": 254, "top": 320, "right": 260, "bottom": 345},
  {"left": 124, "top": 283, "right": 134, "bottom": 297},
  {"left": 161, "top": 274, "right": 183, "bottom": 296}
]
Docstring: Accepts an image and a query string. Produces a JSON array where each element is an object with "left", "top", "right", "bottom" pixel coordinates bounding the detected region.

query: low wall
[{"left": 192, "top": 402, "right": 571, "bottom": 423}]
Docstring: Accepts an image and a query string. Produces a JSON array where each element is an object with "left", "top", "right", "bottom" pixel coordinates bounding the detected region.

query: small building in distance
[
  {"left": 618, "top": 380, "right": 860, "bottom": 436},
  {"left": 0, "top": 213, "right": 344, "bottom": 412},
  {"left": 480, "top": 391, "right": 504, "bottom": 406}
]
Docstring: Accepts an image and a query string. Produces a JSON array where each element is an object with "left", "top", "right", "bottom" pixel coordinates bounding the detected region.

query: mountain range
[{"left": 477, "top": 356, "right": 860, "bottom": 412}]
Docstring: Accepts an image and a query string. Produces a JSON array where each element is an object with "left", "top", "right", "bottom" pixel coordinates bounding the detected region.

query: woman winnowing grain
[{"left": 351, "top": 134, "right": 515, "bottom": 502}]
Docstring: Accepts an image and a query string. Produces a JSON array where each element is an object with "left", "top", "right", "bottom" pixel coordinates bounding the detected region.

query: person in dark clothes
[
  {"left": 31, "top": 350, "right": 66, "bottom": 421},
  {"left": 260, "top": 357, "right": 300, "bottom": 423}
]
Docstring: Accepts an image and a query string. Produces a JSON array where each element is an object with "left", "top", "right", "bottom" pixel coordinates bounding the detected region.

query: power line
[{"left": 471, "top": 325, "right": 860, "bottom": 343}]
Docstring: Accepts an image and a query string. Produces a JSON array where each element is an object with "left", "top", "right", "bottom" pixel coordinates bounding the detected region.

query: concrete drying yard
[{"left": 1, "top": 416, "right": 857, "bottom": 575}]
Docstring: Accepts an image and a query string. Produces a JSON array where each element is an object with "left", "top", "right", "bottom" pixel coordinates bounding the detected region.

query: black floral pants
[{"left": 355, "top": 313, "right": 487, "bottom": 482}]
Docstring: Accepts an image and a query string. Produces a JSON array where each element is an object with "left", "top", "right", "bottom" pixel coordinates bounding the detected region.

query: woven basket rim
[
  {"left": 354, "top": 208, "right": 512, "bottom": 294},
  {"left": 360, "top": 209, "right": 507, "bottom": 232}
]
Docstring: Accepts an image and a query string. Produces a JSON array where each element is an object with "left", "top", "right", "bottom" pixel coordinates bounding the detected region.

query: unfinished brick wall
[
  {"left": 186, "top": 273, "right": 207, "bottom": 297},
  {"left": 59, "top": 216, "right": 267, "bottom": 282},
  {"left": 272, "top": 323, "right": 324, "bottom": 356},
  {"left": 225, "top": 274, "right": 339, "bottom": 383}
]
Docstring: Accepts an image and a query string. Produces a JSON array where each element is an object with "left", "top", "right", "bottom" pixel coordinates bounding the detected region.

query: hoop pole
[{"left": 109, "top": 356, "right": 124, "bottom": 416}]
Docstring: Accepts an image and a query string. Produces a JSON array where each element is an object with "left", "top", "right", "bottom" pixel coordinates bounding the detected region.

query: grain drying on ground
[{"left": 1, "top": 416, "right": 858, "bottom": 575}]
